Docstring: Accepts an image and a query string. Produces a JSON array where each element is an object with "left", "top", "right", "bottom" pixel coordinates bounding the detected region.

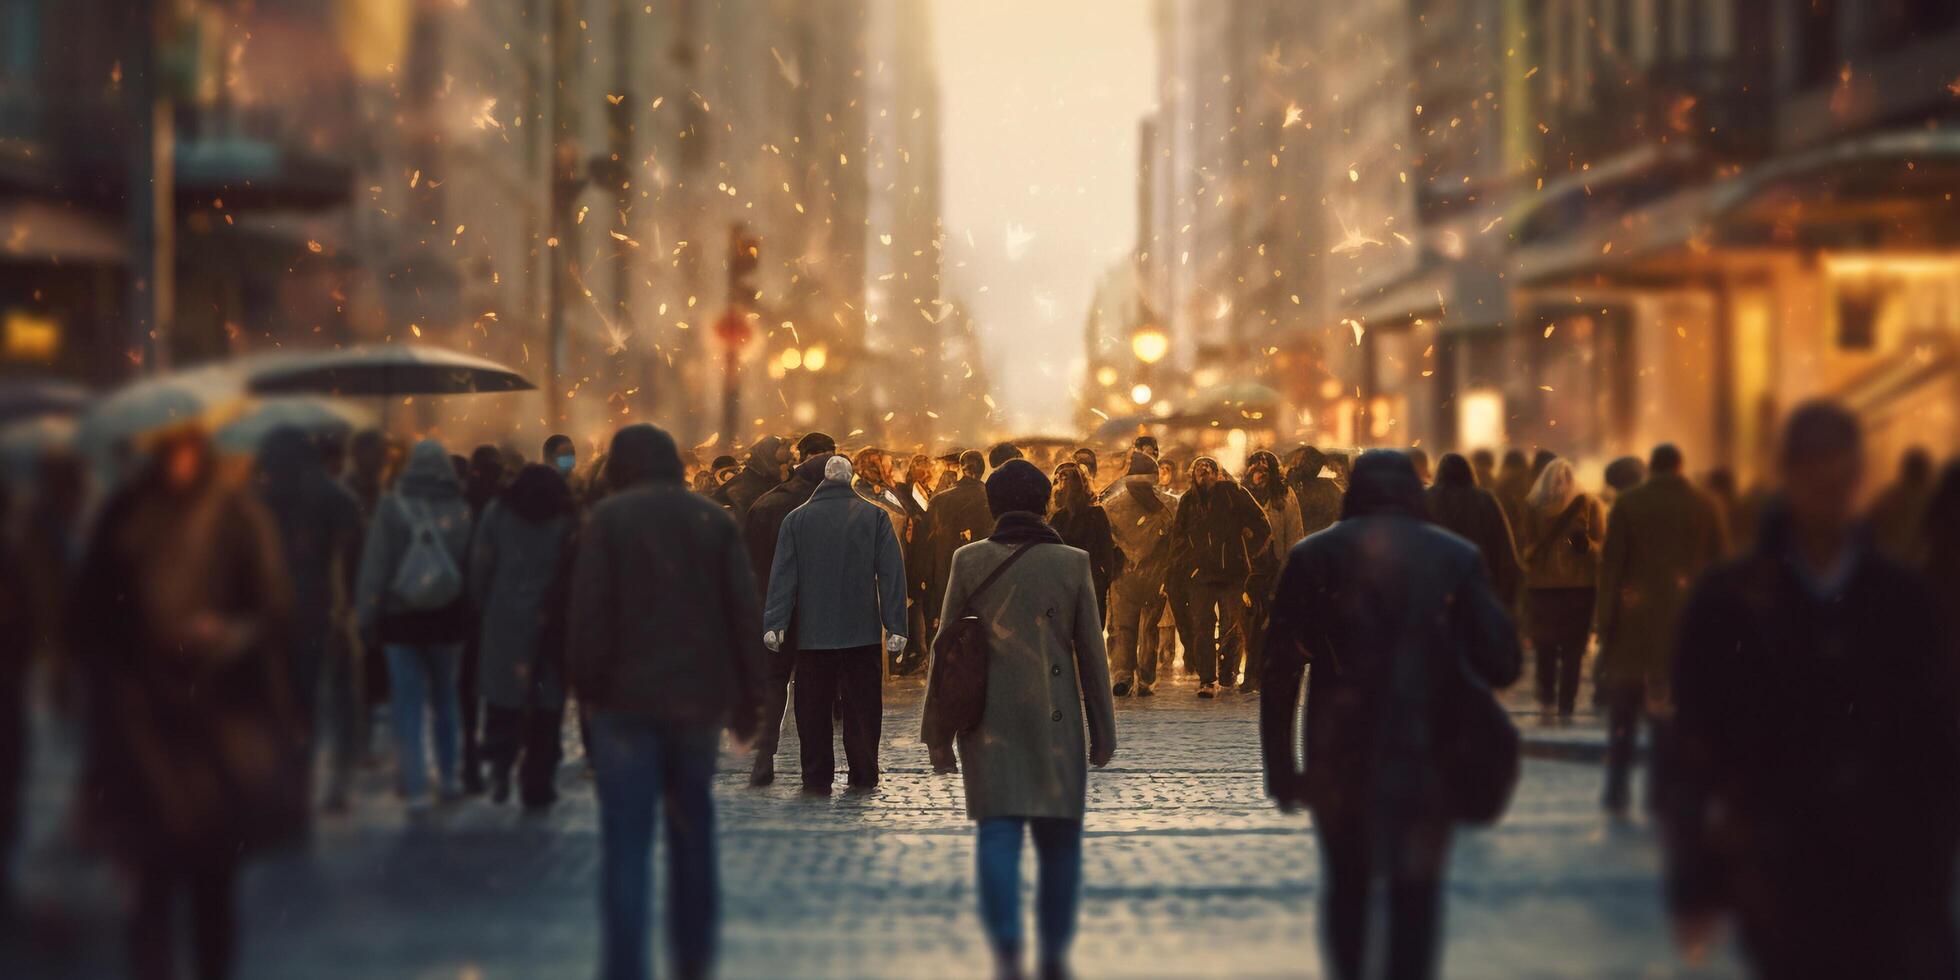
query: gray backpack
[{"left": 388, "top": 497, "right": 463, "bottom": 610}]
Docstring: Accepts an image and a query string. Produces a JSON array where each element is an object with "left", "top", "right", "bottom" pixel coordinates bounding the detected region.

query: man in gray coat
[{"left": 764, "top": 455, "right": 908, "bottom": 792}]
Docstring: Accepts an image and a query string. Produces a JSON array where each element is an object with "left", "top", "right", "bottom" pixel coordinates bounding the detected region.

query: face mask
[{"left": 554, "top": 454, "right": 576, "bottom": 475}]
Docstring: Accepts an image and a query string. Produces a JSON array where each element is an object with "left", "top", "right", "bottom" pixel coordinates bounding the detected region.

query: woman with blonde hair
[{"left": 1516, "top": 457, "right": 1605, "bottom": 722}]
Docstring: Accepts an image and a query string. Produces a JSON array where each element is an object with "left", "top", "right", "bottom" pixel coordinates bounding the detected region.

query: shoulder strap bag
[{"left": 925, "top": 542, "right": 1043, "bottom": 740}]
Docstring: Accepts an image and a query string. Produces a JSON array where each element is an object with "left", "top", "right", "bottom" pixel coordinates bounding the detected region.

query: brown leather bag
[{"left": 925, "top": 543, "right": 1042, "bottom": 740}]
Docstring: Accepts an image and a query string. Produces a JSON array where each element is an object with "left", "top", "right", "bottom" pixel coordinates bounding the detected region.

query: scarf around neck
[{"left": 988, "top": 510, "right": 1064, "bottom": 546}]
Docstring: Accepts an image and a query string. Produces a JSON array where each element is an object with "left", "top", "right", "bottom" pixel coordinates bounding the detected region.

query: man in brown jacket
[{"left": 1594, "top": 443, "right": 1727, "bottom": 814}]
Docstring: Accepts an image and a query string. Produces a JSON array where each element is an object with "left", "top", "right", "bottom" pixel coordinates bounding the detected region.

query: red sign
[{"left": 715, "top": 310, "right": 754, "bottom": 350}]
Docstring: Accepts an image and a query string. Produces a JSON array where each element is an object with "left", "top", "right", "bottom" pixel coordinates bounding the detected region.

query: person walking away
[
  {"left": 1424, "top": 452, "right": 1523, "bottom": 610},
  {"left": 1601, "top": 455, "right": 1645, "bottom": 508},
  {"left": 1242, "top": 451, "right": 1304, "bottom": 694},
  {"left": 893, "top": 453, "right": 936, "bottom": 676},
  {"left": 1866, "top": 447, "right": 1935, "bottom": 564},
  {"left": 738, "top": 433, "right": 836, "bottom": 786},
  {"left": 1469, "top": 448, "right": 1497, "bottom": 489},
  {"left": 926, "top": 451, "right": 996, "bottom": 636},
  {"left": 344, "top": 429, "right": 393, "bottom": 751},
  {"left": 69, "top": 427, "right": 303, "bottom": 980},
  {"left": 1260, "top": 450, "right": 1521, "bottom": 980},
  {"left": 355, "top": 439, "right": 475, "bottom": 808},
  {"left": 1491, "top": 449, "right": 1533, "bottom": 538},
  {"left": 1661, "top": 402, "right": 1960, "bottom": 978},
  {"left": 1406, "top": 448, "right": 1433, "bottom": 486},
  {"left": 568, "top": 424, "right": 764, "bottom": 980},
  {"left": 763, "top": 455, "right": 907, "bottom": 792},
  {"left": 922, "top": 460, "right": 1117, "bottom": 980},
  {"left": 1516, "top": 458, "right": 1603, "bottom": 723},
  {"left": 1168, "top": 456, "right": 1271, "bottom": 696},
  {"left": 455, "top": 445, "right": 508, "bottom": 795},
  {"left": 1102, "top": 452, "right": 1176, "bottom": 697},
  {"left": 256, "top": 427, "right": 365, "bottom": 811},
  {"left": 1594, "top": 443, "right": 1725, "bottom": 815},
  {"left": 712, "top": 436, "right": 788, "bottom": 524},
  {"left": 1047, "top": 462, "right": 1116, "bottom": 616},
  {"left": 470, "top": 464, "right": 577, "bottom": 808},
  {"left": 1285, "top": 446, "right": 1344, "bottom": 539}
]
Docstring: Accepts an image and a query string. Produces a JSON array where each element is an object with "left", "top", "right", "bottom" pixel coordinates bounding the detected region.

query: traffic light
[{"left": 728, "top": 223, "right": 760, "bottom": 304}]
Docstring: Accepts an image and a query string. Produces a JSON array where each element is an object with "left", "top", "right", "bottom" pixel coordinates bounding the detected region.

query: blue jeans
[
  {"left": 384, "top": 643, "right": 462, "bottom": 802},
  {"left": 588, "top": 711, "right": 720, "bottom": 980},
  {"left": 975, "top": 817, "right": 1084, "bottom": 965}
]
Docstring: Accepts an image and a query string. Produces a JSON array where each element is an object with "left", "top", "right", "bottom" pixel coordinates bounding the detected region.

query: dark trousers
[
  {"left": 482, "top": 704, "right": 565, "bottom": 806},
  {"left": 1165, "top": 574, "right": 1196, "bottom": 673},
  {"left": 459, "top": 637, "right": 483, "bottom": 789},
  {"left": 127, "top": 856, "right": 239, "bottom": 980},
  {"left": 1603, "top": 681, "right": 1648, "bottom": 810},
  {"left": 756, "top": 649, "right": 797, "bottom": 761},
  {"left": 793, "top": 645, "right": 882, "bottom": 789},
  {"left": 1527, "top": 588, "right": 1593, "bottom": 716},
  {"left": 1189, "top": 580, "right": 1248, "bottom": 687},
  {"left": 1314, "top": 803, "right": 1453, "bottom": 980},
  {"left": 1243, "top": 569, "right": 1277, "bottom": 691},
  {"left": 588, "top": 712, "right": 719, "bottom": 980}
]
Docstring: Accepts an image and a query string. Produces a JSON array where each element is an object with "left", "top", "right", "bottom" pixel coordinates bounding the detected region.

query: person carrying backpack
[{"left": 355, "top": 439, "right": 475, "bottom": 808}]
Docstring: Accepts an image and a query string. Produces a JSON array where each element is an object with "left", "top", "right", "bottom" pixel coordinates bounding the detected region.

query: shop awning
[
  {"left": 1349, "top": 260, "right": 1509, "bottom": 333},
  {"left": 1508, "top": 184, "right": 1716, "bottom": 289},
  {"left": 0, "top": 200, "right": 126, "bottom": 265},
  {"left": 1709, "top": 129, "right": 1960, "bottom": 248}
]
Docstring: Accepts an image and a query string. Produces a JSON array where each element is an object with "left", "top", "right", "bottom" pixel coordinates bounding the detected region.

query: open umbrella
[
  {"left": 242, "top": 345, "right": 535, "bottom": 396},
  {"left": 74, "top": 365, "right": 244, "bottom": 457},
  {"left": 0, "top": 377, "right": 90, "bottom": 425}
]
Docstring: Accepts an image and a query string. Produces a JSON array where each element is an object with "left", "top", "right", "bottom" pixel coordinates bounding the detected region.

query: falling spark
[{"left": 1282, "top": 102, "right": 1303, "bottom": 127}]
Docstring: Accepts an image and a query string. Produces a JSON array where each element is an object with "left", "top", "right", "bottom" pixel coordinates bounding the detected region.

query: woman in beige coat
[{"left": 923, "top": 459, "right": 1117, "bottom": 980}]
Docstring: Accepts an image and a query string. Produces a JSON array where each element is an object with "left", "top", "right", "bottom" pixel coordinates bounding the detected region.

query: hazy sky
[{"left": 931, "top": 0, "right": 1155, "bottom": 433}]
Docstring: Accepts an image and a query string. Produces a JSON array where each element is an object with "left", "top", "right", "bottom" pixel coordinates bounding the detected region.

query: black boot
[{"left": 750, "top": 754, "right": 775, "bottom": 787}]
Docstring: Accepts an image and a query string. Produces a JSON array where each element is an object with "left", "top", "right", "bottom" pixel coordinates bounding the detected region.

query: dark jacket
[
  {"left": 354, "top": 441, "right": 475, "bottom": 645},
  {"left": 925, "top": 476, "right": 995, "bottom": 626},
  {"left": 1661, "top": 515, "right": 1960, "bottom": 973},
  {"left": 894, "top": 480, "right": 933, "bottom": 602},
  {"left": 1595, "top": 473, "right": 1726, "bottom": 687},
  {"left": 743, "top": 453, "right": 828, "bottom": 601},
  {"left": 469, "top": 476, "right": 575, "bottom": 711},
  {"left": 1050, "top": 504, "right": 1117, "bottom": 604},
  {"left": 763, "top": 477, "right": 908, "bottom": 650},
  {"left": 1169, "top": 477, "right": 1272, "bottom": 588},
  {"left": 1425, "top": 458, "right": 1523, "bottom": 607},
  {"left": 1260, "top": 452, "right": 1521, "bottom": 814},
  {"left": 567, "top": 426, "right": 764, "bottom": 737},
  {"left": 714, "top": 435, "right": 786, "bottom": 525},
  {"left": 257, "top": 426, "right": 364, "bottom": 657}
]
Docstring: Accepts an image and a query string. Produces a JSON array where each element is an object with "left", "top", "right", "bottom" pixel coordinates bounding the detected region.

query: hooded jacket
[
  {"left": 257, "top": 426, "right": 364, "bottom": 646},
  {"left": 714, "top": 435, "right": 787, "bottom": 524},
  {"left": 1425, "top": 453, "right": 1524, "bottom": 606},
  {"left": 567, "top": 425, "right": 764, "bottom": 736},
  {"left": 1169, "top": 464, "right": 1273, "bottom": 587},
  {"left": 469, "top": 465, "right": 576, "bottom": 710},
  {"left": 743, "top": 453, "right": 831, "bottom": 602},
  {"left": 763, "top": 469, "right": 908, "bottom": 650},
  {"left": 354, "top": 439, "right": 474, "bottom": 644},
  {"left": 1286, "top": 448, "right": 1344, "bottom": 538},
  {"left": 1246, "top": 451, "right": 1306, "bottom": 564},
  {"left": 1102, "top": 469, "right": 1177, "bottom": 587}
]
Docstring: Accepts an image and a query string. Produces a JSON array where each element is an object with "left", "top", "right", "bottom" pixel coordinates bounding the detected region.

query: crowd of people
[{"left": 1, "top": 399, "right": 1958, "bottom": 979}]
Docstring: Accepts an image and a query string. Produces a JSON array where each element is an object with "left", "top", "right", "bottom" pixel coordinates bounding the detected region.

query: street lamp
[
  {"left": 1131, "top": 326, "right": 1169, "bottom": 365},
  {"left": 1130, "top": 383, "right": 1153, "bottom": 405},
  {"left": 803, "top": 344, "right": 828, "bottom": 372},
  {"left": 1094, "top": 365, "right": 1118, "bottom": 388}
]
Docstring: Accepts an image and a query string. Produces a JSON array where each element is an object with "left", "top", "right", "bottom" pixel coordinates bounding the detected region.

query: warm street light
[
  {"left": 1095, "top": 365, "right": 1118, "bottom": 387},
  {"left": 1130, "top": 383, "right": 1153, "bottom": 405},
  {"left": 780, "top": 347, "right": 803, "bottom": 371},
  {"left": 804, "top": 344, "right": 828, "bottom": 372},
  {"left": 1131, "top": 327, "right": 1169, "bottom": 365}
]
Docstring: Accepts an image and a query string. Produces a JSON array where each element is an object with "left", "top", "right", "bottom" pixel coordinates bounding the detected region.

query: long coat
[
  {"left": 923, "top": 537, "right": 1117, "bottom": 821},
  {"left": 1595, "top": 474, "right": 1726, "bottom": 688},
  {"left": 924, "top": 476, "right": 995, "bottom": 627},
  {"left": 1169, "top": 479, "right": 1272, "bottom": 588},
  {"left": 468, "top": 500, "right": 573, "bottom": 710},
  {"left": 1427, "top": 482, "right": 1524, "bottom": 607}
]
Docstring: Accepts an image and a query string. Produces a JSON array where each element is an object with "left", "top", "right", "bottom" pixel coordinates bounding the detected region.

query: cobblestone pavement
[{"left": 8, "top": 671, "right": 1738, "bottom": 979}]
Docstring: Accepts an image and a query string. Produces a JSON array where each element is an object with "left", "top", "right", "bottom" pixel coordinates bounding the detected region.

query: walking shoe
[
  {"left": 1238, "top": 681, "right": 1259, "bottom": 695},
  {"left": 749, "top": 756, "right": 776, "bottom": 787},
  {"left": 1197, "top": 683, "right": 1217, "bottom": 699},
  {"left": 1136, "top": 684, "right": 1155, "bottom": 698},
  {"left": 1111, "top": 681, "right": 1132, "bottom": 698},
  {"left": 929, "top": 744, "right": 960, "bottom": 774}
]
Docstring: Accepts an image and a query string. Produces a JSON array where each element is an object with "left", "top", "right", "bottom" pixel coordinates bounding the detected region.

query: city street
[{"left": 9, "top": 673, "right": 1740, "bottom": 979}]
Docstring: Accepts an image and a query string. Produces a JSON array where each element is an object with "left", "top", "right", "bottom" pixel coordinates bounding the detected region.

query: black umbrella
[
  {"left": 242, "top": 345, "right": 535, "bottom": 397},
  {"left": 0, "top": 377, "right": 90, "bottom": 424}
]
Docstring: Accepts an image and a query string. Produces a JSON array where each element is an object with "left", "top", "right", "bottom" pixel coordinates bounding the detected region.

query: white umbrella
[
  {"left": 213, "top": 396, "right": 374, "bottom": 454},
  {"left": 73, "top": 365, "right": 245, "bottom": 462},
  {"left": 241, "top": 344, "right": 535, "bottom": 397}
]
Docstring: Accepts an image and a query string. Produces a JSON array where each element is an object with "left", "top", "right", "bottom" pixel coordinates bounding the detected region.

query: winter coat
[
  {"left": 1252, "top": 484, "right": 1307, "bottom": 564},
  {"left": 1259, "top": 454, "right": 1521, "bottom": 815},
  {"left": 69, "top": 457, "right": 303, "bottom": 864},
  {"left": 922, "top": 513, "right": 1117, "bottom": 821},
  {"left": 715, "top": 435, "right": 786, "bottom": 525},
  {"left": 568, "top": 426, "right": 764, "bottom": 736},
  {"left": 764, "top": 478, "right": 908, "bottom": 650},
  {"left": 744, "top": 454, "right": 826, "bottom": 601},
  {"left": 1516, "top": 493, "right": 1604, "bottom": 592},
  {"left": 1662, "top": 515, "right": 1960, "bottom": 973},
  {"left": 1426, "top": 480, "right": 1524, "bottom": 607},
  {"left": 1169, "top": 478, "right": 1272, "bottom": 588},
  {"left": 1102, "top": 475, "right": 1177, "bottom": 588},
  {"left": 895, "top": 480, "right": 933, "bottom": 602},
  {"left": 1595, "top": 474, "right": 1726, "bottom": 688},
  {"left": 924, "top": 476, "right": 996, "bottom": 626},
  {"left": 1288, "top": 463, "right": 1344, "bottom": 538},
  {"left": 354, "top": 441, "right": 475, "bottom": 646},
  {"left": 1050, "top": 505, "right": 1117, "bottom": 606},
  {"left": 257, "top": 427, "right": 364, "bottom": 666},
  {"left": 469, "top": 499, "right": 573, "bottom": 710}
]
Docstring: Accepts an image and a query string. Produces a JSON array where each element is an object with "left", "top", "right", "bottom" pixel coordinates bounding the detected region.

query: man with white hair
[{"left": 763, "top": 455, "right": 908, "bottom": 793}]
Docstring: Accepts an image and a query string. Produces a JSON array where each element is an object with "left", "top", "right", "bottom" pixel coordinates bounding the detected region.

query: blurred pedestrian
[
  {"left": 256, "top": 426, "right": 365, "bottom": 811},
  {"left": 1924, "top": 460, "right": 1960, "bottom": 662},
  {"left": 1601, "top": 455, "right": 1646, "bottom": 509},
  {"left": 568, "top": 424, "right": 764, "bottom": 980},
  {"left": 1469, "top": 448, "right": 1497, "bottom": 489},
  {"left": 1168, "top": 456, "right": 1271, "bottom": 696},
  {"left": 1260, "top": 450, "right": 1521, "bottom": 980},
  {"left": 712, "top": 436, "right": 788, "bottom": 524},
  {"left": 1866, "top": 447, "right": 1935, "bottom": 564},
  {"left": 926, "top": 451, "right": 996, "bottom": 636},
  {"left": 355, "top": 439, "right": 475, "bottom": 808},
  {"left": 1594, "top": 444, "right": 1726, "bottom": 815},
  {"left": 1103, "top": 451, "right": 1176, "bottom": 697},
  {"left": 0, "top": 481, "right": 28, "bottom": 910},
  {"left": 543, "top": 433, "right": 578, "bottom": 481},
  {"left": 1243, "top": 450, "right": 1304, "bottom": 694},
  {"left": 1662, "top": 403, "right": 1960, "bottom": 978},
  {"left": 987, "top": 442, "right": 1023, "bottom": 470},
  {"left": 851, "top": 447, "right": 908, "bottom": 526},
  {"left": 1406, "top": 448, "right": 1433, "bottom": 486},
  {"left": 1425, "top": 452, "right": 1522, "bottom": 610},
  {"left": 70, "top": 427, "right": 301, "bottom": 980},
  {"left": 893, "top": 452, "right": 936, "bottom": 676},
  {"left": 922, "top": 459, "right": 1116, "bottom": 980},
  {"left": 1492, "top": 449, "right": 1532, "bottom": 535},
  {"left": 740, "top": 433, "right": 837, "bottom": 786},
  {"left": 1516, "top": 458, "right": 1603, "bottom": 722},
  {"left": 1285, "top": 446, "right": 1343, "bottom": 539},
  {"left": 344, "top": 429, "right": 390, "bottom": 518},
  {"left": 470, "top": 464, "right": 576, "bottom": 808},
  {"left": 762, "top": 456, "right": 907, "bottom": 793},
  {"left": 1048, "top": 461, "right": 1116, "bottom": 616}
]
